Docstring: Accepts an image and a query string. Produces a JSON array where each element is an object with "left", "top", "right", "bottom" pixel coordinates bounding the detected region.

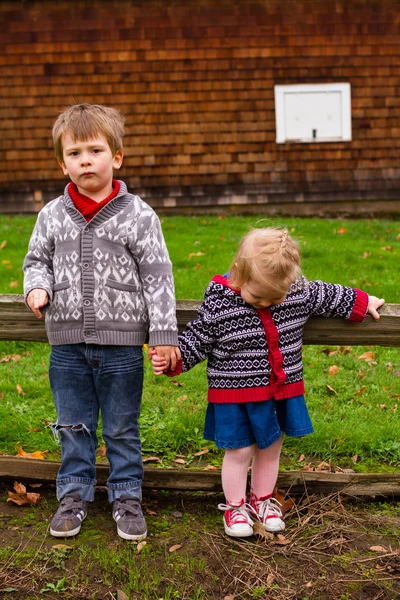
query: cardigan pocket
[
  {"left": 53, "top": 280, "right": 70, "bottom": 292},
  {"left": 105, "top": 278, "right": 139, "bottom": 293}
]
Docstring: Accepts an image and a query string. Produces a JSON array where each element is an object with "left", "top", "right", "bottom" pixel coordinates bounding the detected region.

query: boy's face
[
  {"left": 240, "top": 280, "right": 287, "bottom": 309},
  {"left": 58, "top": 133, "right": 123, "bottom": 201}
]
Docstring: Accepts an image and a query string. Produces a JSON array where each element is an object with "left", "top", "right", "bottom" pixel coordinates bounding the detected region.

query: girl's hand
[
  {"left": 367, "top": 296, "right": 385, "bottom": 320},
  {"left": 151, "top": 352, "right": 168, "bottom": 376}
]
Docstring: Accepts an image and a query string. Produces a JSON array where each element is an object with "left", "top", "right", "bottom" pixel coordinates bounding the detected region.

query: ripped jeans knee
[{"left": 50, "top": 421, "right": 91, "bottom": 443}]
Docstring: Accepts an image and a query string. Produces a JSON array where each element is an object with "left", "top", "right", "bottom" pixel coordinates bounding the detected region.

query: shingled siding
[{"left": 1, "top": 0, "right": 400, "bottom": 215}]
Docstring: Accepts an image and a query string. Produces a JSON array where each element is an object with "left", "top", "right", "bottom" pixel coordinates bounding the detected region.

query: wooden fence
[{"left": 0, "top": 295, "right": 399, "bottom": 497}]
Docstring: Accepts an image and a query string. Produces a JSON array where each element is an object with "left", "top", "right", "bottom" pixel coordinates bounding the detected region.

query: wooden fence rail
[
  {"left": 0, "top": 294, "right": 399, "bottom": 497},
  {"left": 1, "top": 295, "right": 400, "bottom": 346}
]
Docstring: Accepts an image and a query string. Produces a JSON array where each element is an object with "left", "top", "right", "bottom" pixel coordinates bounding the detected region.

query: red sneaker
[
  {"left": 218, "top": 501, "right": 254, "bottom": 538},
  {"left": 248, "top": 493, "right": 285, "bottom": 533}
]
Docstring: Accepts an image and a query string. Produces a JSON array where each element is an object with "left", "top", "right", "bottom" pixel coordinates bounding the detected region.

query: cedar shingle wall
[{"left": 1, "top": 0, "right": 400, "bottom": 213}]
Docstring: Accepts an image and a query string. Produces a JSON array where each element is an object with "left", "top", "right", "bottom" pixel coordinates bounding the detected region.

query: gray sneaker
[
  {"left": 50, "top": 494, "right": 88, "bottom": 537},
  {"left": 113, "top": 495, "right": 147, "bottom": 541}
]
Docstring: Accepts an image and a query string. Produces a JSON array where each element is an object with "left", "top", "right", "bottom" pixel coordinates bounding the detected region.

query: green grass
[{"left": 0, "top": 214, "right": 399, "bottom": 468}]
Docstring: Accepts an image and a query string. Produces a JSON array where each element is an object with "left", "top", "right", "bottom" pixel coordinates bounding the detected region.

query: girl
[{"left": 151, "top": 228, "right": 384, "bottom": 538}]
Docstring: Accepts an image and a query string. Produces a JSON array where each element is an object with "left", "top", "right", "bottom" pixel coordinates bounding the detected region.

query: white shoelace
[
  {"left": 248, "top": 497, "right": 283, "bottom": 523},
  {"left": 218, "top": 503, "right": 254, "bottom": 526}
]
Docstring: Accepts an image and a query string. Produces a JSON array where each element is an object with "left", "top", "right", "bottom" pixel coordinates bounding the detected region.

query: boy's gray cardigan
[{"left": 23, "top": 181, "right": 179, "bottom": 348}]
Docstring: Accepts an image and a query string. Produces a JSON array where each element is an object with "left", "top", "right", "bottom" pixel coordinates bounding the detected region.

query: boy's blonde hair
[
  {"left": 52, "top": 103, "right": 126, "bottom": 161},
  {"left": 228, "top": 227, "right": 301, "bottom": 296}
]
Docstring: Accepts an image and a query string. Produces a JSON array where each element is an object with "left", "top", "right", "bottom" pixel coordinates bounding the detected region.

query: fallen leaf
[
  {"left": 354, "top": 386, "right": 366, "bottom": 396},
  {"left": 340, "top": 346, "right": 352, "bottom": 354},
  {"left": 0, "top": 354, "right": 21, "bottom": 363},
  {"left": 305, "top": 581, "right": 313, "bottom": 588},
  {"left": 253, "top": 521, "right": 274, "bottom": 540},
  {"left": 224, "top": 595, "right": 235, "bottom": 600},
  {"left": 100, "top": 444, "right": 107, "bottom": 457},
  {"left": 203, "top": 465, "right": 219, "bottom": 470},
  {"left": 176, "top": 394, "right": 188, "bottom": 402},
  {"left": 275, "top": 534, "right": 291, "bottom": 545},
  {"left": 9, "top": 281, "right": 19, "bottom": 288},
  {"left": 322, "top": 348, "right": 338, "bottom": 357},
  {"left": 173, "top": 458, "right": 186, "bottom": 465},
  {"left": 267, "top": 573, "right": 275, "bottom": 586},
  {"left": 358, "top": 351, "right": 375, "bottom": 362},
  {"left": 328, "top": 365, "right": 339, "bottom": 377},
  {"left": 143, "top": 456, "right": 162, "bottom": 463},
  {"left": 16, "top": 384, "right": 25, "bottom": 395},
  {"left": 144, "top": 508, "right": 157, "bottom": 516},
  {"left": 0, "top": 240, "right": 7, "bottom": 250},
  {"left": 379, "top": 404, "right": 386, "bottom": 411},
  {"left": 117, "top": 590, "right": 129, "bottom": 600},
  {"left": 169, "top": 544, "right": 182, "bottom": 553},
  {"left": 170, "top": 379, "right": 183, "bottom": 387},
  {"left": 298, "top": 454, "right": 305, "bottom": 462},
  {"left": 363, "top": 251, "right": 371, "bottom": 258},
  {"left": 188, "top": 252, "right": 205, "bottom": 259},
  {"left": 16, "top": 446, "right": 47, "bottom": 460},
  {"left": 273, "top": 488, "right": 295, "bottom": 515},
  {"left": 369, "top": 545, "right": 388, "bottom": 553},
  {"left": 381, "top": 246, "right": 393, "bottom": 252},
  {"left": 336, "top": 227, "right": 348, "bottom": 234},
  {"left": 51, "top": 544, "right": 71, "bottom": 550},
  {"left": 316, "top": 460, "right": 332, "bottom": 471},
  {"left": 326, "top": 384, "right": 338, "bottom": 396},
  {"left": 194, "top": 448, "right": 209, "bottom": 456},
  {"left": 7, "top": 481, "right": 40, "bottom": 506},
  {"left": 352, "top": 454, "right": 358, "bottom": 464},
  {"left": 357, "top": 371, "right": 365, "bottom": 379},
  {"left": 136, "top": 541, "right": 147, "bottom": 553}
]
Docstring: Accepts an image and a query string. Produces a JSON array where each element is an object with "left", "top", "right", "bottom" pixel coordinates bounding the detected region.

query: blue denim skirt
[{"left": 204, "top": 395, "right": 314, "bottom": 450}]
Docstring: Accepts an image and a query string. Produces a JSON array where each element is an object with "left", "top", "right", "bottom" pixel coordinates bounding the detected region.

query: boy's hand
[
  {"left": 151, "top": 352, "right": 168, "bottom": 376},
  {"left": 367, "top": 296, "right": 385, "bottom": 320},
  {"left": 149, "top": 345, "right": 181, "bottom": 371},
  {"left": 27, "top": 288, "right": 49, "bottom": 319}
]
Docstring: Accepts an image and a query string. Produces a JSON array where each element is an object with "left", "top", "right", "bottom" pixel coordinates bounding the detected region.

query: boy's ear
[
  {"left": 58, "top": 160, "right": 69, "bottom": 176},
  {"left": 113, "top": 150, "right": 124, "bottom": 170}
]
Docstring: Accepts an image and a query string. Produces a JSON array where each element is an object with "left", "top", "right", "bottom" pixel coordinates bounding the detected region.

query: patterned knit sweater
[
  {"left": 168, "top": 275, "right": 369, "bottom": 403},
  {"left": 23, "top": 181, "right": 179, "bottom": 347}
]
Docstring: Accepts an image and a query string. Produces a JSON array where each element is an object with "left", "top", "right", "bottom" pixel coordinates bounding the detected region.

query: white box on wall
[{"left": 274, "top": 83, "right": 352, "bottom": 144}]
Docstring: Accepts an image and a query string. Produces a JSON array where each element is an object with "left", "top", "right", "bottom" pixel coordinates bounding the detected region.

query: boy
[{"left": 23, "top": 103, "right": 180, "bottom": 540}]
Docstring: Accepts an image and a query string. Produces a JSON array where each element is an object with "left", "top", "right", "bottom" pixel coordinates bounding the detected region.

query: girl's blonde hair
[
  {"left": 52, "top": 103, "right": 126, "bottom": 161},
  {"left": 228, "top": 227, "right": 301, "bottom": 296}
]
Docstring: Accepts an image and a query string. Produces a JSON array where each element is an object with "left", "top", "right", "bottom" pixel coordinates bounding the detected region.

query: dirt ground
[{"left": 0, "top": 480, "right": 399, "bottom": 600}]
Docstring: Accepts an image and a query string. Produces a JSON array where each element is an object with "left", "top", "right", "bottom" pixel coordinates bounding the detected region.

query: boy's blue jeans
[{"left": 49, "top": 344, "right": 144, "bottom": 503}]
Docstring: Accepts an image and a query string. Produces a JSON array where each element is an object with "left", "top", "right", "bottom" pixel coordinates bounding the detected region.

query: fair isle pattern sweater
[
  {"left": 169, "top": 275, "right": 368, "bottom": 403},
  {"left": 23, "top": 181, "right": 179, "bottom": 347}
]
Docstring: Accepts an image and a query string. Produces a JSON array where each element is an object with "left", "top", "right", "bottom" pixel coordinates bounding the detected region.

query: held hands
[
  {"left": 367, "top": 296, "right": 385, "bottom": 320},
  {"left": 149, "top": 345, "right": 181, "bottom": 374},
  {"left": 27, "top": 288, "right": 49, "bottom": 319}
]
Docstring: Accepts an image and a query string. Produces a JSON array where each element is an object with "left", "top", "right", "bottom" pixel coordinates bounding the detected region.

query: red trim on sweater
[
  {"left": 258, "top": 308, "right": 287, "bottom": 387},
  {"left": 211, "top": 274, "right": 240, "bottom": 294},
  {"left": 207, "top": 381, "right": 305, "bottom": 403},
  {"left": 348, "top": 289, "right": 369, "bottom": 322},
  {"left": 68, "top": 180, "right": 120, "bottom": 221}
]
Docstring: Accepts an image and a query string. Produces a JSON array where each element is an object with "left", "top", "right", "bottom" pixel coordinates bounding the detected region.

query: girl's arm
[
  {"left": 152, "top": 291, "right": 217, "bottom": 376},
  {"left": 306, "top": 280, "right": 383, "bottom": 322}
]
